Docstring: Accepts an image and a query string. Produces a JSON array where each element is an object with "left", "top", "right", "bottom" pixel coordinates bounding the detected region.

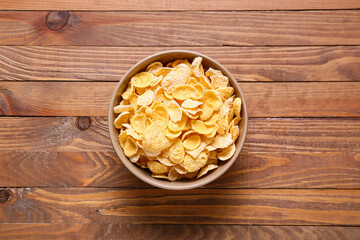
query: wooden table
[{"left": 1, "top": 1, "right": 360, "bottom": 239}]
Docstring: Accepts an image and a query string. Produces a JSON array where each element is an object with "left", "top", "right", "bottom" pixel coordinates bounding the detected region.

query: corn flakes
[{"left": 114, "top": 56, "right": 243, "bottom": 181}]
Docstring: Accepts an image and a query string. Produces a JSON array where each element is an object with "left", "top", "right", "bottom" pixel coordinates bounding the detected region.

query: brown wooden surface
[
  {"left": 1, "top": 46, "right": 360, "bottom": 82},
  {"left": 1, "top": 0, "right": 360, "bottom": 11},
  {"left": 0, "top": 151, "right": 359, "bottom": 189},
  {"left": 0, "top": 117, "right": 359, "bottom": 188},
  {"left": 3, "top": 117, "right": 360, "bottom": 153},
  {"left": 1, "top": 1, "right": 360, "bottom": 239},
  {"left": 1, "top": 11, "right": 360, "bottom": 46},
  {"left": 1, "top": 188, "right": 360, "bottom": 225},
  {"left": 1, "top": 82, "right": 360, "bottom": 117},
  {"left": 1, "top": 224, "right": 360, "bottom": 240}
]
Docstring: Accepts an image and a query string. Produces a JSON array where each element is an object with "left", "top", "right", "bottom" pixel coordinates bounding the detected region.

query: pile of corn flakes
[{"left": 114, "top": 57, "right": 241, "bottom": 181}]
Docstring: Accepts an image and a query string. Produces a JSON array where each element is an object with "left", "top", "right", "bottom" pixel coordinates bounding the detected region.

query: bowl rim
[{"left": 108, "top": 50, "right": 248, "bottom": 190}]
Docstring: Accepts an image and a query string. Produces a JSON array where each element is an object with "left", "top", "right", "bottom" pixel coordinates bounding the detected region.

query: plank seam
[
  {"left": 1, "top": 187, "right": 360, "bottom": 190},
  {"left": 2, "top": 44, "right": 360, "bottom": 47},
  {"left": 0, "top": 9, "right": 360, "bottom": 12}
]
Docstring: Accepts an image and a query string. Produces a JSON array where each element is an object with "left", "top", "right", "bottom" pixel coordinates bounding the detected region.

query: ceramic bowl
[{"left": 108, "top": 50, "right": 247, "bottom": 190}]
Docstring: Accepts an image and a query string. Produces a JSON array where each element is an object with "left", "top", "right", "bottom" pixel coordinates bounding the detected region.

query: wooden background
[{"left": 0, "top": 0, "right": 360, "bottom": 239}]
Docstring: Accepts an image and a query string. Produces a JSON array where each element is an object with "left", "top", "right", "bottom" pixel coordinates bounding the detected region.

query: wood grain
[
  {"left": 1, "top": 117, "right": 359, "bottom": 152},
  {"left": 1, "top": 46, "right": 360, "bottom": 82},
  {"left": 0, "top": 117, "right": 359, "bottom": 188},
  {"left": 1, "top": 117, "right": 359, "bottom": 153},
  {"left": 1, "top": 0, "right": 360, "bottom": 11},
  {"left": 0, "top": 11, "right": 360, "bottom": 46},
  {"left": 1, "top": 224, "right": 360, "bottom": 240},
  {"left": 0, "top": 82, "right": 113, "bottom": 116},
  {"left": 0, "top": 151, "right": 359, "bottom": 189},
  {"left": 1, "top": 188, "right": 360, "bottom": 225},
  {"left": 1, "top": 82, "right": 360, "bottom": 117}
]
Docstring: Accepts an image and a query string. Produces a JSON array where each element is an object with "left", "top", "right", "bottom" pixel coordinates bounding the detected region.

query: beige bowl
[{"left": 108, "top": 50, "right": 248, "bottom": 190}]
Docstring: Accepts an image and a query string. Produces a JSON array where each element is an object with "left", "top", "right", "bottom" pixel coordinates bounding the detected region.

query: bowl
[{"left": 108, "top": 50, "right": 248, "bottom": 190}]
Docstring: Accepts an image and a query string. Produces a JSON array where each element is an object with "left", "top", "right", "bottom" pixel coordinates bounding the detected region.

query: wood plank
[
  {"left": 1, "top": 188, "right": 360, "bottom": 225},
  {"left": 0, "top": 11, "right": 360, "bottom": 46},
  {"left": 1, "top": 117, "right": 359, "bottom": 153},
  {"left": 0, "top": 117, "right": 359, "bottom": 152},
  {"left": 1, "top": 46, "right": 360, "bottom": 82},
  {"left": 0, "top": 117, "right": 359, "bottom": 188},
  {"left": 1, "top": 82, "right": 360, "bottom": 117},
  {"left": 0, "top": 82, "right": 113, "bottom": 116},
  {"left": 1, "top": 151, "right": 359, "bottom": 189},
  {"left": 1, "top": 224, "right": 360, "bottom": 240},
  {"left": 1, "top": 0, "right": 360, "bottom": 11}
]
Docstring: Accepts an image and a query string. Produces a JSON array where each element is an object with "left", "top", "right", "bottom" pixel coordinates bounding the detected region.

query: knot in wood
[
  {"left": 46, "top": 11, "right": 70, "bottom": 31},
  {"left": 76, "top": 116, "right": 92, "bottom": 131},
  {"left": 0, "top": 189, "right": 11, "bottom": 203}
]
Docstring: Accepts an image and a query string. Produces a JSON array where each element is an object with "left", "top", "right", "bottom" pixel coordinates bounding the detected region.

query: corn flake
[
  {"left": 205, "top": 113, "right": 219, "bottom": 126},
  {"left": 161, "top": 64, "right": 191, "bottom": 93},
  {"left": 233, "top": 97, "right": 242, "bottom": 117},
  {"left": 154, "top": 87, "right": 167, "bottom": 103},
  {"left": 211, "top": 133, "right": 233, "bottom": 149},
  {"left": 184, "top": 171, "right": 198, "bottom": 179},
  {"left": 156, "top": 67, "right": 172, "bottom": 77},
  {"left": 131, "top": 72, "right": 154, "bottom": 88},
  {"left": 192, "top": 84, "right": 205, "bottom": 99},
  {"left": 143, "top": 121, "right": 172, "bottom": 154},
  {"left": 147, "top": 160, "right": 170, "bottom": 174},
  {"left": 197, "top": 164, "right": 218, "bottom": 178},
  {"left": 121, "top": 83, "right": 134, "bottom": 100},
  {"left": 205, "top": 68, "right": 223, "bottom": 77},
  {"left": 172, "top": 84, "right": 198, "bottom": 100},
  {"left": 150, "top": 76, "right": 163, "bottom": 87},
  {"left": 183, "top": 134, "right": 201, "bottom": 150},
  {"left": 171, "top": 59, "right": 190, "bottom": 68},
  {"left": 114, "top": 105, "right": 133, "bottom": 114},
  {"left": 184, "top": 108, "right": 202, "bottom": 116},
  {"left": 125, "top": 127, "right": 142, "bottom": 141},
  {"left": 146, "top": 61, "right": 163, "bottom": 75},
  {"left": 168, "top": 114, "right": 187, "bottom": 132},
  {"left": 157, "top": 157, "right": 176, "bottom": 167},
  {"left": 152, "top": 174, "right": 169, "bottom": 180},
  {"left": 204, "top": 90, "right": 222, "bottom": 111},
  {"left": 123, "top": 137, "right": 138, "bottom": 157},
  {"left": 137, "top": 89, "right": 154, "bottom": 106},
  {"left": 230, "top": 124, "right": 240, "bottom": 142},
  {"left": 168, "top": 138, "right": 185, "bottom": 164},
  {"left": 191, "top": 120, "right": 217, "bottom": 135},
  {"left": 129, "top": 151, "right": 141, "bottom": 163},
  {"left": 119, "top": 130, "right": 127, "bottom": 148},
  {"left": 190, "top": 57, "right": 204, "bottom": 78},
  {"left": 165, "top": 128, "right": 182, "bottom": 139},
  {"left": 210, "top": 75, "right": 229, "bottom": 89},
  {"left": 217, "top": 87, "right": 234, "bottom": 99},
  {"left": 198, "top": 75, "right": 213, "bottom": 89},
  {"left": 114, "top": 111, "right": 130, "bottom": 129},
  {"left": 184, "top": 151, "right": 208, "bottom": 172},
  {"left": 130, "top": 113, "right": 149, "bottom": 134},
  {"left": 182, "top": 99, "right": 203, "bottom": 109},
  {"left": 183, "top": 109, "right": 201, "bottom": 119},
  {"left": 218, "top": 144, "right": 236, "bottom": 161},
  {"left": 168, "top": 167, "right": 182, "bottom": 181},
  {"left": 186, "top": 141, "right": 207, "bottom": 159},
  {"left": 199, "top": 103, "right": 214, "bottom": 121},
  {"left": 167, "top": 100, "right": 182, "bottom": 122},
  {"left": 164, "top": 91, "right": 174, "bottom": 100},
  {"left": 187, "top": 77, "right": 199, "bottom": 85},
  {"left": 151, "top": 104, "right": 169, "bottom": 129},
  {"left": 181, "top": 129, "right": 196, "bottom": 141}
]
